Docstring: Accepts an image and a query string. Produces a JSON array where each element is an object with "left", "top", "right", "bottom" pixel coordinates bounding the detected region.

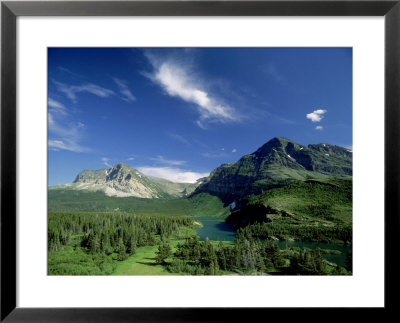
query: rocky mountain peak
[
  {"left": 253, "top": 137, "right": 303, "bottom": 158},
  {"left": 69, "top": 163, "right": 199, "bottom": 199},
  {"left": 193, "top": 137, "right": 352, "bottom": 200},
  {"left": 113, "top": 162, "right": 129, "bottom": 170}
]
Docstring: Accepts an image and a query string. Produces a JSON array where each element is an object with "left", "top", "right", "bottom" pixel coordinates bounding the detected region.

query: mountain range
[
  {"left": 194, "top": 137, "right": 352, "bottom": 198},
  {"left": 49, "top": 137, "right": 352, "bottom": 200}
]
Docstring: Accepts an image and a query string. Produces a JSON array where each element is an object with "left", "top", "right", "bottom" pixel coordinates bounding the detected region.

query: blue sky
[{"left": 48, "top": 48, "right": 352, "bottom": 185}]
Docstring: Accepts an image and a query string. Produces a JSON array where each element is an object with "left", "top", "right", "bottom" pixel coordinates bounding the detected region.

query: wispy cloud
[
  {"left": 168, "top": 133, "right": 191, "bottom": 146},
  {"left": 48, "top": 112, "right": 84, "bottom": 139},
  {"left": 150, "top": 155, "right": 186, "bottom": 166},
  {"left": 102, "top": 157, "right": 112, "bottom": 167},
  {"left": 127, "top": 156, "right": 135, "bottom": 161},
  {"left": 48, "top": 98, "right": 65, "bottom": 110},
  {"left": 143, "top": 52, "right": 240, "bottom": 128},
  {"left": 48, "top": 99, "right": 89, "bottom": 153},
  {"left": 315, "top": 125, "right": 323, "bottom": 131},
  {"left": 306, "top": 109, "right": 327, "bottom": 122},
  {"left": 48, "top": 139, "right": 88, "bottom": 153},
  {"left": 53, "top": 80, "right": 115, "bottom": 103},
  {"left": 57, "top": 66, "right": 84, "bottom": 79},
  {"left": 137, "top": 166, "right": 209, "bottom": 183},
  {"left": 264, "top": 63, "right": 284, "bottom": 82},
  {"left": 232, "top": 148, "right": 237, "bottom": 153},
  {"left": 113, "top": 78, "right": 136, "bottom": 103},
  {"left": 48, "top": 98, "right": 67, "bottom": 115},
  {"left": 201, "top": 152, "right": 229, "bottom": 159}
]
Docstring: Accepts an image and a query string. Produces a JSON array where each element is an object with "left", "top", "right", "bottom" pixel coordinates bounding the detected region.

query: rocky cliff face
[
  {"left": 193, "top": 137, "right": 352, "bottom": 198},
  {"left": 68, "top": 163, "right": 197, "bottom": 198},
  {"left": 72, "top": 163, "right": 163, "bottom": 198}
]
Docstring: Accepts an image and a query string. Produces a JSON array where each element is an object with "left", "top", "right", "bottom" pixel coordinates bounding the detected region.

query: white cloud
[
  {"left": 53, "top": 80, "right": 115, "bottom": 102},
  {"left": 48, "top": 98, "right": 65, "bottom": 110},
  {"left": 57, "top": 66, "right": 83, "bottom": 78},
  {"left": 48, "top": 98, "right": 67, "bottom": 116},
  {"left": 306, "top": 109, "right": 327, "bottom": 122},
  {"left": 232, "top": 148, "right": 237, "bottom": 153},
  {"left": 315, "top": 125, "right": 323, "bottom": 130},
  {"left": 48, "top": 99, "right": 89, "bottom": 153},
  {"left": 168, "top": 133, "right": 191, "bottom": 146},
  {"left": 113, "top": 78, "right": 136, "bottom": 103},
  {"left": 201, "top": 152, "right": 229, "bottom": 159},
  {"left": 127, "top": 157, "right": 135, "bottom": 161},
  {"left": 102, "top": 157, "right": 111, "bottom": 167},
  {"left": 48, "top": 139, "right": 87, "bottom": 153},
  {"left": 143, "top": 53, "right": 240, "bottom": 127},
  {"left": 137, "top": 166, "right": 209, "bottom": 183},
  {"left": 48, "top": 113, "right": 84, "bottom": 141},
  {"left": 150, "top": 155, "right": 186, "bottom": 166}
]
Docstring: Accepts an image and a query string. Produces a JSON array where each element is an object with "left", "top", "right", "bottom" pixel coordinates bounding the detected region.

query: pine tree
[
  {"left": 217, "top": 249, "right": 227, "bottom": 271},
  {"left": 127, "top": 237, "right": 136, "bottom": 255},
  {"left": 117, "top": 238, "right": 127, "bottom": 261},
  {"left": 156, "top": 243, "right": 171, "bottom": 264},
  {"left": 88, "top": 232, "right": 100, "bottom": 253},
  {"left": 256, "top": 254, "right": 266, "bottom": 273}
]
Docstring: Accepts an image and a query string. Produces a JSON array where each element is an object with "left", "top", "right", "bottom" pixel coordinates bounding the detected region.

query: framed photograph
[{"left": 1, "top": 0, "right": 399, "bottom": 321}]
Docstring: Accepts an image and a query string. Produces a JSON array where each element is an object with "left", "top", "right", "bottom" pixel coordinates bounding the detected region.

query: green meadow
[
  {"left": 48, "top": 177, "right": 352, "bottom": 276},
  {"left": 112, "top": 244, "right": 177, "bottom": 276}
]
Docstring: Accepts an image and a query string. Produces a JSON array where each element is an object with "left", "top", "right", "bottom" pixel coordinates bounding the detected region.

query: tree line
[
  {"left": 159, "top": 227, "right": 351, "bottom": 275},
  {"left": 48, "top": 211, "right": 194, "bottom": 260},
  {"left": 48, "top": 211, "right": 351, "bottom": 276}
]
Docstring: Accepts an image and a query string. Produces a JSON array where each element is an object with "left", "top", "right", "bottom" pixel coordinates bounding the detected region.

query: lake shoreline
[{"left": 193, "top": 216, "right": 351, "bottom": 267}]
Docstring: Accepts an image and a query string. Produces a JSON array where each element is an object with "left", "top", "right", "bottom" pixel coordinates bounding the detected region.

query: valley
[{"left": 48, "top": 137, "right": 352, "bottom": 276}]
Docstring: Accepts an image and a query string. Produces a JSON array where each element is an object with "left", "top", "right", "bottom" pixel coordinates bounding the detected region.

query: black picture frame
[{"left": 1, "top": 0, "right": 399, "bottom": 321}]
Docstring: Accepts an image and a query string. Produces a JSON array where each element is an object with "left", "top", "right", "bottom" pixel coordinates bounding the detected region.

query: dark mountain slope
[{"left": 193, "top": 137, "right": 352, "bottom": 199}]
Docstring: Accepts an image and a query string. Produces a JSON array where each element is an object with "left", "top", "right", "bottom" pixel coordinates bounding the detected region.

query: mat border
[{"left": 1, "top": 1, "right": 399, "bottom": 321}]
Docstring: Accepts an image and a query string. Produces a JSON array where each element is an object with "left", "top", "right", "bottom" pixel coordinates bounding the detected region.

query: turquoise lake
[
  {"left": 193, "top": 216, "right": 351, "bottom": 267},
  {"left": 193, "top": 216, "right": 236, "bottom": 242}
]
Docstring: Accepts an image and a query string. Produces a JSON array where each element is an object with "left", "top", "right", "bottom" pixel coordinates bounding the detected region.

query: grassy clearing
[
  {"left": 112, "top": 245, "right": 174, "bottom": 275},
  {"left": 113, "top": 241, "right": 182, "bottom": 275},
  {"left": 112, "top": 240, "right": 235, "bottom": 275}
]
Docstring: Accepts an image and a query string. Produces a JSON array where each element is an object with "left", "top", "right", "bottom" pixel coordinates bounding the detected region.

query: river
[{"left": 193, "top": 216, "right": 351, "bottom": 267}]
